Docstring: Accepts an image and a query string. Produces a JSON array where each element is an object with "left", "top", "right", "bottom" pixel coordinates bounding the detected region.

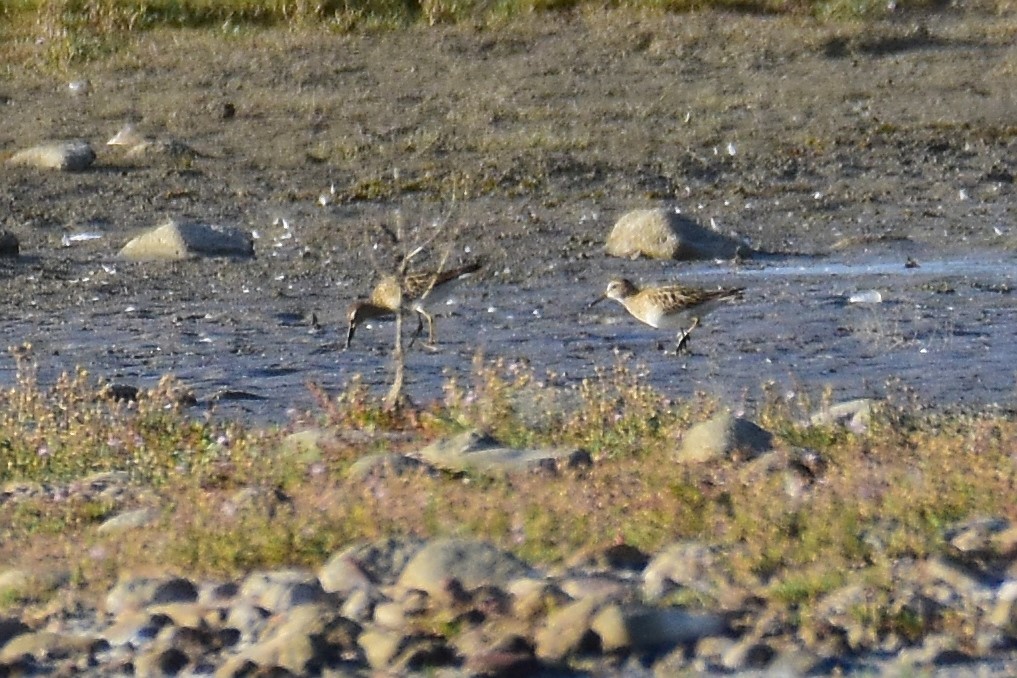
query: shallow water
[{"left": 3, "top": 249, "right": 1016, "bottom": 425}]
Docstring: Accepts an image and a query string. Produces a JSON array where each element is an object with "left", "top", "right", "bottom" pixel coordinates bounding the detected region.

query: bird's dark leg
[
  {"left": 421, "top": 310, "right": 439, "bottom": 351},
  {"left": 674, "top": 317, "right": 700, "bottom": 356}
]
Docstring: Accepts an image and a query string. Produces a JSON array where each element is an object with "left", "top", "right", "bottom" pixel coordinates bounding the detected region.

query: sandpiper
[
  {"left": 345, "top": 260, "right": 482, "bottom": 349},
  {"left": 590, "top": 278, "right": 743, "bottom": 354}
]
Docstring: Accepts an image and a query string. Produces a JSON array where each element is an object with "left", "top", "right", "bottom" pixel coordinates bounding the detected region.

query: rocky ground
[
  {"left": 2, "top": 420, "right": 1017, "bottom": 677},
  {"left": 2, "top": 7, "right": 1017, "bottom": 675}
]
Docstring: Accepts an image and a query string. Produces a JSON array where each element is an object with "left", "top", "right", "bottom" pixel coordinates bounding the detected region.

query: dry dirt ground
[{"left": 2, "top": 10, "right": 1017, "bottom": 420}]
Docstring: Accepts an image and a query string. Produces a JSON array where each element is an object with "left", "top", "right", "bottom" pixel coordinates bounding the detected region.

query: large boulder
[
  {"left": 119, "top": 219, "right": 254, "bottom": 261},
  {"left": 396, "top": 539, "right": 533, "bottom": 596},
  {"left": 605, "top": 207, "right": 747, "bottom": 260},
  {"left": 676, "top": 411, "right": 774, "bottom": 463},
  {"left": 7, "top": 140, "right": 96, "bottom": 171}
]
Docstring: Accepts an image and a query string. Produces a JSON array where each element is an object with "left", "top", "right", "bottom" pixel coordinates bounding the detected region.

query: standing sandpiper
[
  {"left": 346, "top": 260, "right": 482, "bottom": 349},
  {"left": 590, "top": 278, "right": 743, "bottom": 354}
]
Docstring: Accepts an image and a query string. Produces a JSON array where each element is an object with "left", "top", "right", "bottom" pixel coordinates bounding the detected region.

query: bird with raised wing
[{"left": 346, "top": 260, "right": 482, "bottom": 349}]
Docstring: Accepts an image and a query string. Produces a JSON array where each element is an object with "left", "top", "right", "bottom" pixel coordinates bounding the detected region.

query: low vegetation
[
  {"left": 0, "top": 343, "right": 1015, "bottom": 633},
  {"left": 0, "top": 0, "right": 1007, "bottom": 71}
]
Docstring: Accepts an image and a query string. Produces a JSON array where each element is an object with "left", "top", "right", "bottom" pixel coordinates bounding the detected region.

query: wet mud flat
[{"left": 2, "top": 242, "right": 1016, "bottom": 425}]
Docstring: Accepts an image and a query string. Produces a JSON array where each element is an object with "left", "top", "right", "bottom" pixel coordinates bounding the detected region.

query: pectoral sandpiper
[
  {"left": 345, "top": 260, "right": 482, "bottom": 349},
  {"left": 590, "top": 278, "right": 743, "bottom": 354}
]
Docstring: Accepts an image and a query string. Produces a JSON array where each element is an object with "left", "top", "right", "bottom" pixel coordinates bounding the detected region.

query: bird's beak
[
  {"left": 588, "top": 294, "right": 606, "bottom": 309},
  {"left": 345, "top": 321, "right": 356, "bottom": 349}
]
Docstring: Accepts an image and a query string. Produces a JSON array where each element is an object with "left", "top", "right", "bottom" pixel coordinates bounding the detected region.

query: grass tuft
[{"left": 0, "top": 344, "right": 1015, "bottom": 646}]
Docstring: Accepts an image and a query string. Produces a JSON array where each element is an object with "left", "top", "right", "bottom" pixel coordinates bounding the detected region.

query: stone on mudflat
[
  {"left": 7, "top": 140, "right": 95, "bottom": 171},
  {"left": 396, "top": 538, "right": 533, "bottom": 597},
  {"left": 0, "top": 231, "right": 18, "bottom": 257},
  {"left": 605, "top": 207, "right": 747, "bottom": 260},
  {"left": 417, "top": 429, "right": 584, "bottom": 474},
  {"left": 677, "top": 411, "right": 774, "bottom": 463},
  {"left": 591, "top": 604, "right": 726, "bottom": 652},
  {"left": 119, "top": 219, "right": 254, "bottom": 261}
]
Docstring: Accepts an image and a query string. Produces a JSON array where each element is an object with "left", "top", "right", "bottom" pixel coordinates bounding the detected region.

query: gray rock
[
  {"left": 591, "top": 604, "right": 727, "bottom": 652},
  {"left": 676, "top": 411, "right": 774, "bottom": 463},
  {"left": 239, "top": 569, "right": 328, "bottom": 612},
  {"left": 559, "top": 575, "right": 632, "bottom": 604},
  {"left": 988, "top": 579, "right": 1017, "bottom": 629},
  {"left": 146, "top": 602, "right": 207, "bottom": 629},
  {"left": 720, "top": 637, "right": 776, "bottom": 670},
  {"left": 228, "top": 631, "right": 318, "bottom": 674},
  {"left": 810, "top": 398, "right": 876, "bottom": 433},
  {"left": 397, "top": 538, "right": 533, "bottom": 597},
  {"left": 224, "top": 600, "right": 271, "bottom": 642},
  {"left": 534, "top": 597, "right": 600, "bottom": 660},
  {"left": 7, "top": 140, "right": 95, "bottom": 171},
  {"left": 318, "top": 552, "right": 376, "bottom": 595},
  {"left": 0, "top": 630, "right": 97, "bottom": 663},
  {"left": 0, "top": 231, "right": 18, "bottom": 257},
  {"left": 347, "top": 452, "right": 432, "bottom": 480},
  {"left": 643, "top": 541, "right": 722, "bottom": 602},
  {"left": 328, "top": 537, "right": 427, "bottom": 588},
  {"left": 923, "top": 555, "right": 996, "bottom": 603},
  {"left": 358, "top": 627, "right": 408, "bottom": 670},
  {"left": 509, "top": 580, "right": 570, "bottom": 622},
  {"left": 279, "top": 427, "right": 336, "bottom": 463},
  {"left": 106, "top": 575, "right": 194, "bottom": 615},
  {"left": 119, "top": 219, "right": 254, "bottom": 261},
  {"left": 604, "top": 207, "right": 747, "bottom": 260},
  {"left": 946, "top": 516, "right": 1013, "bottom": 557},
  {"left": 340, "top": 587, "right": 379, "bottom": 623},
  {"left": 102, "top": 609, "right": 169, "bottom": 646},
  {"left": 96, "top": 507, "right": 159, "bottom": 534},
  {"left": 417, "top": 429, "right": 584, "bottom": 474}
]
